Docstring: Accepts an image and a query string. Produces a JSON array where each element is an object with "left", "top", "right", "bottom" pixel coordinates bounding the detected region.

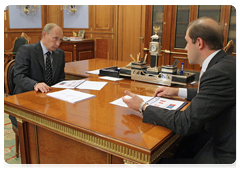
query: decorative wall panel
[
  {"left": 63, "top": 5, "right": 89, "bottom": 28},
  {"left": 8, "top": 5, "right": 42, "bottom": 29}
]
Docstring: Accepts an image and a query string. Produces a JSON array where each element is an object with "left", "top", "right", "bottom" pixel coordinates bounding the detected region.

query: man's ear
[
  {"left": 196, "top": 37, "right": 204, "bottom": 50},
  {"left": 42, "top": 31, "right": 46, "bottom": 38}
]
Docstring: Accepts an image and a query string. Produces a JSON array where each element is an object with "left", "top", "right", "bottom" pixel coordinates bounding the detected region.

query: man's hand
[
  {"left": 34, "top": 83, "right": 51, "bottom": 93},
  {"left": 122, "top": 90, "right": 144, "bottom": 111},
  {"left": 154, "top": 86, "right": 179, "bottom": 97}
]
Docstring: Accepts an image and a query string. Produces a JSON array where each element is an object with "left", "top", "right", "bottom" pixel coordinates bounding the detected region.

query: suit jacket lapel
[{"left": 35, "top": 42, "right": 45, "bottom": 74}]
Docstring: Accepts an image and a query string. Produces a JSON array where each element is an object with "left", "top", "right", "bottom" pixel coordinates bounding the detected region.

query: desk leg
[
  {"left": 107, "top": 153, "right": 112, "bottom": 164},
  {"left": 17, "top": 118, "right": 29, "bottom": 164}
]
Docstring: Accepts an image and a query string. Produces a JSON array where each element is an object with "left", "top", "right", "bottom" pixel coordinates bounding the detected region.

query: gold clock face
[{"left": 150, "top": 44, "right": 158, "bottom": 52}]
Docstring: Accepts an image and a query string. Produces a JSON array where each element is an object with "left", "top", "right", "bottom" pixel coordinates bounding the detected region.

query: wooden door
[{"left": 117, "top": 5, "right": 146, "bottom": 62}]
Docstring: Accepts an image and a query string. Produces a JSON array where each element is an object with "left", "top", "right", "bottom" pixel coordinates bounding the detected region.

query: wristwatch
[
  {"left": 139, "top": 102, "right": 148, "bottom": 116},
  {"left": 33, "top": 83, "right": 38, "bottom": 89}
]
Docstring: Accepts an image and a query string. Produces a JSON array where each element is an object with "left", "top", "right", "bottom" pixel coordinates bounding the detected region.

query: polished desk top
[
  {"left": 5, "top": 78, "right": 187, "bottom": 150},
  {"left": 65, "top": 58, "right": 131, "bottom": 78},
  {"left": 5, "top": 58, "right": 191, "bottom": 163}
]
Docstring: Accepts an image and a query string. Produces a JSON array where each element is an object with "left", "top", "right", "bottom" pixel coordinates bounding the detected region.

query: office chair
[
  {"left": 4, "top": 32, "right": 31, "bottom": 68},
  {"left": 4, "top": 60, "right": 19, "bottom": 158},
  {"left": 223, "top": 40, "right": 234, "bottom": 55}
]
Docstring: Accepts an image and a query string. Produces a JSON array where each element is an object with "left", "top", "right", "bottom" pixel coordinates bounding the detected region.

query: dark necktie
[{"left": 45, "top": 51, "right": 52, "bottom": 86}]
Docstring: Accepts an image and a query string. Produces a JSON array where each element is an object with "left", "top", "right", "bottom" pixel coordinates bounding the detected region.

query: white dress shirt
[
  {"left": 40, "top": 41, "right": 53, "bottom": 69},
  {"left": 178, "top": 50, "right": 221, "bottom": 98}
]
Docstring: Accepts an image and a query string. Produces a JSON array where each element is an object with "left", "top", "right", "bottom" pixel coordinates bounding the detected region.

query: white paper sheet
[
  {"left": 52, "top": 80, "right": 107, "bottom": 90},
  {"left": 51, "top": 80, "right": 86, "bottom": 88},
  {"left": 47, "top": 89, "right": 96, "bottom": 103},
  {"left": 99, "top": 76, "right": 124, "bottom": 81},
  {"left": 85, "top": 69, "right": 100, "bottom": 75},
  {"left": 110, "top": 95, "right": 152, "bottom": 108},
  {"left": 110, "top": 95, "right": 187, "bottom": 110},
  {"left": 76, "top": 81, "right": 107, "bottom": 90}
]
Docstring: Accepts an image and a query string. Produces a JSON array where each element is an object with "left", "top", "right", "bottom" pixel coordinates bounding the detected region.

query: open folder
[
  {"left": 51, "top": 80, "right": 107, "bottom": 91},
  {"left": 51, "top": 80, "right": 86, "bottom": 89}
]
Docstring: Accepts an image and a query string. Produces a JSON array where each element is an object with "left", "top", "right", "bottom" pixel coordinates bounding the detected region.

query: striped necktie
[{"left": 45, "top": 51, "right": 52, "bottom": 86}]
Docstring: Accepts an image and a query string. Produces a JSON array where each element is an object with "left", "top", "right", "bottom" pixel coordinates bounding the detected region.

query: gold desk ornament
[
  {"left": 20, "top": 32, "right": 25, "bottom": 38},
  {"left": 153, "top": 26, "right": 160, "bottom": 35},
  {"left": 73, "top": 31, "right": 77, "bottom": 37}
]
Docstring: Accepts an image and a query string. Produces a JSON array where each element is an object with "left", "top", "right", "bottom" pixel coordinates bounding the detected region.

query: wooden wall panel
[
  {"left": 46, "top": 5, "right": 63, "bottom": 27},
  {"left": 117, "top": 5, "right": 143, "bottom": 61},
  {"left": 4, "top": 6, "right": 47, "bottom": 51},
  {"left": 94, "top": 34, "right": 113, "bottom": 59},
  {"left": 93, "top": 6, "right": 111, "bottom": 31}
]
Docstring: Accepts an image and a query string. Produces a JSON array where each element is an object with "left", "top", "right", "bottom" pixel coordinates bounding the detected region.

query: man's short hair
[
  {"left": 42, "top": 23, "right": 61, "bottom": 35},
  {"left": 187, "top": 17, "right": 224, "bottom": 50}
]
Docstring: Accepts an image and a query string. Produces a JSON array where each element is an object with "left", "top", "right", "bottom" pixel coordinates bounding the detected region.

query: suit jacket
[
  {"left": 13, "top": 41, "right": 65, "bottom": 94},
  {"left": 143, "top": 50, "right": 236, "bottom": 163}
]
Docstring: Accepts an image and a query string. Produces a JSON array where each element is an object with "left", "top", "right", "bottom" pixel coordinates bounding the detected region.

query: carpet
[{"left": 4, "top": 113, "right": 21, "bottom": 164}]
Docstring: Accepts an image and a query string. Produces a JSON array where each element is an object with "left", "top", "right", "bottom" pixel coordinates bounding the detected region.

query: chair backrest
[
  {"left": 12, "top": 33, "right": 31, "bottom": 53},
  {"left": 223, "top": 40, "right": 234, "bottom": 55},
  {"left": 4, "top": 60, "right": 15, "bottom": 96}
]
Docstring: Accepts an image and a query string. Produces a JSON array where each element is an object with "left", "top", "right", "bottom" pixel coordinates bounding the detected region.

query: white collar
[
  {"left": 201, "top": 50, "right": 221, "bottom": 72},
  {"left": 40, "top": 41, "right": 52, "bottom": 54}
]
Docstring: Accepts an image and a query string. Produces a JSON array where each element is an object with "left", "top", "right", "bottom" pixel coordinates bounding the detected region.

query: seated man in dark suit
[
  {"left": 123, "top": 17, "right": 236, "bottom": 164},
  {"left": 10, "top": 23, "right": 65, "bottom": 127}
]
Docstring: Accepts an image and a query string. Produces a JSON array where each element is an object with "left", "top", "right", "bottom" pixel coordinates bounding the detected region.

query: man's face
[
  {"left": 42, "top": 27, "right": 63, "bottom": 51},
  {"left": 184, "top": 29, "right": 199, "bottom": 65}
]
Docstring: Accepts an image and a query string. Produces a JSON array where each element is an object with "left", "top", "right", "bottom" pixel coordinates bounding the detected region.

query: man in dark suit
[
  {"left": 10, "top": 23, "right": 65, "bottom": 127},
  {"left": 123, "top": 17, "right": 236, "bottom": 164}
]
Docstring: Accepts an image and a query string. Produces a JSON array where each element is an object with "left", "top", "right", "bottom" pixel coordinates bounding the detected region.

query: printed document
[
  {"left": 111, "top": 95, "right": 187, "bottom": 110},
  {"left": 47, "top": 89, "right": 96, "bottom": 103},
  {"left": 52, "top": 80, "right": 107, "bottom": 91},
  {"left": 76, "top": 81, "right": 107, "bottom": 90},
  {"left": 51, "top": 80, "right": 86, "bottom": 89}
]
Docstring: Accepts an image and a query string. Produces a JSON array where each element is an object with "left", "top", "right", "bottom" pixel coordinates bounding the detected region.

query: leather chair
[
  {"left": 4, "top": 60, "right": 19, "bottom": 158},
  {"left": 4, "top": 32, "right": 31, "bottom": 69},
  {"left": 4, "top": 60, "right": 15, "bottom": 96},
  {"left": 223, "top": 40, "right": 234, "bottom": 55}
]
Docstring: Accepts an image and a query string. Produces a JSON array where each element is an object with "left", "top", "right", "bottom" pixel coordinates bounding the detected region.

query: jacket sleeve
[
  {"left": 187, "top": 88, "right": 197, "bottom": 101},
  {"left": 58, "top": 50, "right": 65, "bottom": 82},
  {"left": 13, "top": 45, "right": 38, "bottom": 92},
  {"left": 142, "top": 67, "right": 235, "bottom": 136}
]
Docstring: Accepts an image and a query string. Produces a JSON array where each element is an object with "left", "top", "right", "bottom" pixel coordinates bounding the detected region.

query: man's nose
[
  {"left": 184, "top": 46, "right": 187, "bottom": 52},
  {"left": 56, "top": 40, "right": 61, "bottom": 46}
]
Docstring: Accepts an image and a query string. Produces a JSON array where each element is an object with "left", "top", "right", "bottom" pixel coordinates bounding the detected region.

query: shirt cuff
[{"left": 178, "top": 88, "right": 187, "bottom": 99}]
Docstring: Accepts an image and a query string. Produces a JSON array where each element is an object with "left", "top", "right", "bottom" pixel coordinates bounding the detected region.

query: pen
[
  {"left": 180, "top": 62, "right": 184, "bottom": 75},
  {"left": 137, "top": 53, "right": 139, "bottom": 62},
  {"left": 174, "top": 60, "right": 180, "bottom": 67},
  {"left": 143, "top": 54, "right": 148, "bottom": 63},
  {"left": 173, "top": 59, "right": 177, "bottom": 66},
  {"left": 130, "top": 54, "right": 136, "bottom": 62}
]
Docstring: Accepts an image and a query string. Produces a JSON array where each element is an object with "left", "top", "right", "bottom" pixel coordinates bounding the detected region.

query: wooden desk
[
  {"left": 59, "top": 40, "right": 94, "bottom": 62},
  {"left": 64, "top": 58, "right": 130, "bottom": 79},
  {"left": 4, "top": 59, "right": 190, "bottom": 164}
]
